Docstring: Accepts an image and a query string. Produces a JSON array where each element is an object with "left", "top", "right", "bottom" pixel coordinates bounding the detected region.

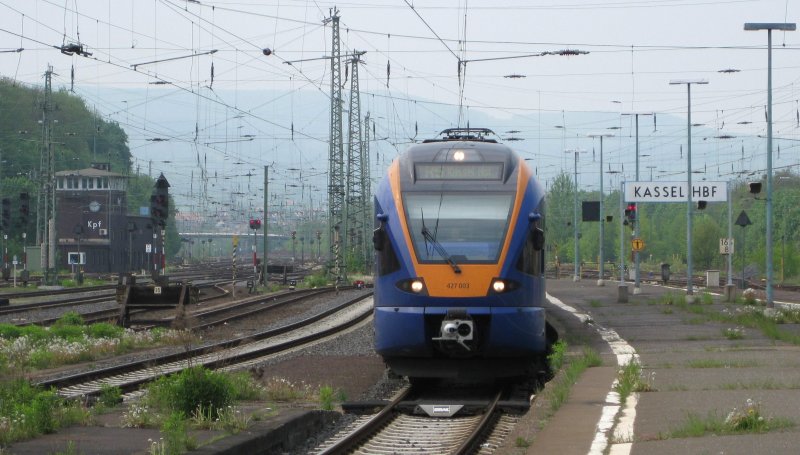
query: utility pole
[
  {"left": 325, "top": 8, "right": 345, "bottom": 284},
  {"left": 345, "top": 51, "right": 366, "bottom": 275},
  {"left": 39, "top": 65, "right": 56, "bottom": 284},
  {"left": 621, "top": 112, "right": 653, "bottom": 295},
  {"left": 262, "top": 165, "right": 268, "bottom": 285}
]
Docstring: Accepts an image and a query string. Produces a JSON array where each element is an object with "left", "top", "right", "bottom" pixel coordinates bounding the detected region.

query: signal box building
[{"left": 55, "top": 163, "right": 153, "bottom": 273}]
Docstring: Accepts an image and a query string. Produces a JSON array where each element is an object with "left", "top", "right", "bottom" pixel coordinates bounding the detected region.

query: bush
[
  {"left": 99, "top": 383, "right": 122, "bottom": 407},
  {"left": 304, "top": 273, "right": 329, "bottom": 288},
  {"left": 29, "top": 390, "right": 60, "bottom": 434},
  {"left": 227, "top": 371, "right": 265, "bottom": 401},
  {"left": 161, "top": 411, "right": 194, "bottom": 455},
  {"left": 148, "top": 367, "right": 234, "bottom": 419},
  {"left": 49, "top": 324, "right": 85, "bottom": 342},
  {"left": 55, "top": 311, "right": 84, "bottom": 326},
  {"left": 19, "top": 325, "right": 49, "bottom": 341},
  {"left": 0, "top": 323, "right": 23, "bottom": 339},
  {"left": 87, "top": 323, "right": 123, "bottom": 339},
  {"left": 28, "top": 350, "right": 55, "bottom": 369}
]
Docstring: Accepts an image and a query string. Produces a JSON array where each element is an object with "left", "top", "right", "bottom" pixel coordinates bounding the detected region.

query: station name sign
[{"left": 624, "top": 181, "right": 727, "bottom": 202}]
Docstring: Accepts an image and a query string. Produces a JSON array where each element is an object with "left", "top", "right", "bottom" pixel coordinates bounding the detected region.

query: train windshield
[{"left": 403, "top": 192, "right": 514, "bottom": 263}]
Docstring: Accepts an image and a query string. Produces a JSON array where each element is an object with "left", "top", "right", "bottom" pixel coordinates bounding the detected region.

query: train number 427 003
[{"left": 446, "top": 282, "right": 470, "bottom": 289}]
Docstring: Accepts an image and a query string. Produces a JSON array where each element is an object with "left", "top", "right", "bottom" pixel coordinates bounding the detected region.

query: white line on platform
[{"left": 546, "top": 292, "right": 638, "bottom": 455}]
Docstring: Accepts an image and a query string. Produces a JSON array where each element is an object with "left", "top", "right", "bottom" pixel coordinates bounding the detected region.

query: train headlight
[
  {"left": 487, "top": 278, "right": 520, "bottom": 295},
  {"left": 396, "top": 278, "right": 428, "bottom": 295},
  {"left": 492, "top": 280, "right": 506, "bottom": 293}
]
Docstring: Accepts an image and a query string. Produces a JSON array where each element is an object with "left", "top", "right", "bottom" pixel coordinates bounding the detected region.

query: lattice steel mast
[
  {"left": 362, "top": 112, "right": 372, "bottom": 271},
  {"left": 345, "top": 51, "right": 366, "bottom": 273},
  {"left": 325, "top": 9, "right": 345, "bottom": 284}
]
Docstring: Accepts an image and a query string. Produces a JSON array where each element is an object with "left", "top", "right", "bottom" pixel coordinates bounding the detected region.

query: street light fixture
[
  {"left": 670, "top": 79, "right": 708, "bottom": 302},
  {"left": 565, "top": 148, "right": 586, "bottom": 282},
  {"left": 587, "top": 133, "right": 614, "bottom": 286},
  {"left": 744, "top": 22, "right": 796, "bottom": 308},
  {"left": 622, "top": 112, "right": 653, "bottom": 295}
]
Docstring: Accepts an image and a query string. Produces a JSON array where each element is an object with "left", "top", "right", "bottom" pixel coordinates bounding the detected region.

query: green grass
[
  {"left": 0, "top": 379, "right": 91, "bottom": 446},
  {"left": 146, "top": 367, "right": 235, "bottom": 419},
  {"left": 542, "top": 345, "right": 602, "bottom": 417},
  {"left": 666, "top": 399, "right": 793, "bottom": 438},
  {"left": 0, "top": 316, "right": 189, "bottom": 372},
  {"left": 661, "top": 289, "right": 800, "bottom": 347},
  {"left": 614, "top": 361, "right": 656, "bottom": 404},
  {"left": 547, "top": 340, "right": 567, "bottom": 372}
]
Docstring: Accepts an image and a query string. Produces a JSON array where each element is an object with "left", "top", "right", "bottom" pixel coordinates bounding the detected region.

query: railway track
[
  {"left": 314, "top": 383, "right": 529, "bottom": 455},
  {"left": 36, "top": 291, "right": 374, "bottom": 400}
]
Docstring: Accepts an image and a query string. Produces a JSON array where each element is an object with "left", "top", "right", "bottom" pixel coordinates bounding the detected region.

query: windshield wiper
[{"left": 421, "top": 226, "right": 462, "bottom": 274}]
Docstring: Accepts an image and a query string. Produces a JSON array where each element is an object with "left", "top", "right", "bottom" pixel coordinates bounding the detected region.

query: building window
[
  {"left": 81, "top": 178, "right": 88, "bottom": 189},
  {"left": 58, "top": 178, "right": 64, "bottom": 189}
]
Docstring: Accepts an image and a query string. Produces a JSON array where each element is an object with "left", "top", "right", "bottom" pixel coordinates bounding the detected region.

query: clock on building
[{"left": 89, "top": 201, "right": 101, "bottom": 212}]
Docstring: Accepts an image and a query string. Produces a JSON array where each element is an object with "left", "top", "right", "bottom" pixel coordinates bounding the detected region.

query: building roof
[{"left": 55, "top": 167, "right": 126, "bottom": 178}]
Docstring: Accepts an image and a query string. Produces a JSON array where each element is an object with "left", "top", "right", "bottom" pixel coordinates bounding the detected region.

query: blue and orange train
[{"left": 372, "top": 128, "right": 551, "bottom": 380}]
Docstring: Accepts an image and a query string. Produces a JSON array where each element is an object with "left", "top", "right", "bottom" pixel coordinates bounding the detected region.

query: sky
[{"left": 0, "top": 0, "right": 798, "bottom": 220}]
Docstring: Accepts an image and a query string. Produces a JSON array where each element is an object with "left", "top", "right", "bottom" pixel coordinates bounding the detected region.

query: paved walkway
[{"left": 528, "top": 278, "right": 800, "bottom": 455}]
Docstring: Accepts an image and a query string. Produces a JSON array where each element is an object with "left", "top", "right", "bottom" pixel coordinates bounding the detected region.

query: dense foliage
[
  {"left": 0, "top": 78, "right": 179, "bottom": 258},
  {"left": 545, "top": 170, "right": 800, "bottom": 282}
]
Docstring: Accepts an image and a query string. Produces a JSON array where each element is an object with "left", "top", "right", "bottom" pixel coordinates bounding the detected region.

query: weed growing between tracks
[{"left": 0, "top": 312, "right": 190, "bottom": 373}]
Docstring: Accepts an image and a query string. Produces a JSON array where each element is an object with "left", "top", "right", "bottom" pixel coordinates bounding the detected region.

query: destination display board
[{"left": 415, "top": 163, "right": 504, "bottom": 181}]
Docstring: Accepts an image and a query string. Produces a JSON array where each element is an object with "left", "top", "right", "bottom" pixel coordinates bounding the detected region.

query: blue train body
[{"left": 372, "top": 129, "right": 548, "bottom": 379}]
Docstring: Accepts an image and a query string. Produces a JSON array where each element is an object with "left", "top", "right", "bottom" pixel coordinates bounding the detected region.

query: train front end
[{"left": 372, "top": 129, "right": 547, "bottom": 379}]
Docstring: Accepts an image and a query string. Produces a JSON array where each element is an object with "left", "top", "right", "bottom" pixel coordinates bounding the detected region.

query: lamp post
[
  {"left": 565, "top": 148, "right": 586, "bottom": 281},
  {"left": 745, "top": 22, "right": 796, "bottom": 308},
  {"left": 588, "top": 133, "right": 613, "bottom": 286},
  {"left": 670, "top": 79, "right": 708, "bottom": 302},
  {"left": 622, "top": 112, "right": 653, "bottom": 295}
]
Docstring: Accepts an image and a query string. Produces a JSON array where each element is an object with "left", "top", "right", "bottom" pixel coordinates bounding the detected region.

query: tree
[{"left": 545, "top": 171, "right": 576, "bottom": 262}]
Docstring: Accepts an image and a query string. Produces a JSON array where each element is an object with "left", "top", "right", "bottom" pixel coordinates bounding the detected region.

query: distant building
[{"left": 55, "top": 163, "right": 154, "bottom": 273}]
